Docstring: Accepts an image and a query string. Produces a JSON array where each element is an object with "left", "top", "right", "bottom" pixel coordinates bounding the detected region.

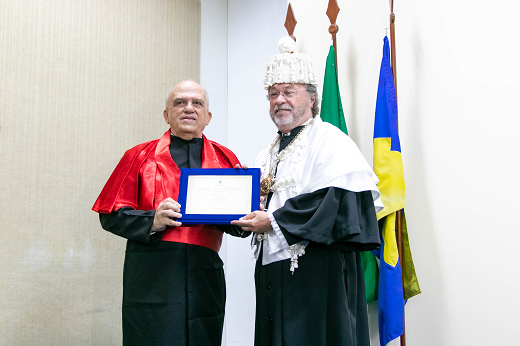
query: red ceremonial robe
[
  {"left": 93, "top": 130, "right": 240, "bottom": 251},
  {"left": 93, "top": 130, "right": 241, "bottom": 346}
]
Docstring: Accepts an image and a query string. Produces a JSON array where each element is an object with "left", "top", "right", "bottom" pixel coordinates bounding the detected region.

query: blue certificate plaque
[{"left": 177, "top": 168, "right": 261, "bottom": 224}]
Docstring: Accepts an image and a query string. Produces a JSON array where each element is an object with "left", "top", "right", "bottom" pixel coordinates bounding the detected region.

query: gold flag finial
[
  {"left": 284, "top": 4, "right": 297, "bottom": 41},
  {"left": 326, "top": 0, "right": 340, "bottom": 69},
  {"left": 326, "top": 0, "right": 340, "bottom": 27}
]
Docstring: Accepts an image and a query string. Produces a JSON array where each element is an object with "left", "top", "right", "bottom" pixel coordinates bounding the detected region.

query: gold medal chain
[{"left": 260, "top": 125, "right": 308, "bottom": 196}]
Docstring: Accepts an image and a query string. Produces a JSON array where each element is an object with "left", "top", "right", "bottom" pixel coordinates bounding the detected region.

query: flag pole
[
  {"left": 389, "top": 1, "right": 406, "bottom": 345},
  {"left": 390, "top": 2, "right": 398, "bottom": 97},
  {"left": 326, "top": 0, "right": 340, "bottom": 73}
]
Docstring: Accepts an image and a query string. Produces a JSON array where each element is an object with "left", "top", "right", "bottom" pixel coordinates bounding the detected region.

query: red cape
[{"left": 93, "top": 130, "right": 241, "bottom": 251}]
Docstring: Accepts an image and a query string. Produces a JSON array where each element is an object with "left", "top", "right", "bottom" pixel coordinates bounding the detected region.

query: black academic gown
[
  {"left": 254, "top": 129, "right": 380, "bottom": 346},
  {"left": 100, "top": 135, "right": 248, "bottom": 346}
]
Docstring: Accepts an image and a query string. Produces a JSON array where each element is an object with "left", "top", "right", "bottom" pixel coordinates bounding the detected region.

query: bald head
[
  {"left": 163, "top": 81, "right": 212, "bottom": 140},
  {"left": 166, "top": 81, "right": 210, "bottom": 109}
]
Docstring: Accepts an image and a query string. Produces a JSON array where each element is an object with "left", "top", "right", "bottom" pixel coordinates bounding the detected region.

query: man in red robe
[{"left": 93, "top": 80, "right": 249, "bottom": 346}]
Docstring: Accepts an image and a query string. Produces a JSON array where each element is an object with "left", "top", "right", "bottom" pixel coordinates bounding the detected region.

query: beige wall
[{"left": 0, "top": 0, "right": 200, "bottom": 344}]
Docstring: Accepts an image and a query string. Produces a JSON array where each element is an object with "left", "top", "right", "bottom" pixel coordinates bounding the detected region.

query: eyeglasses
[{"left": 267, "top": 90, "right": 301, "bottom": 101}]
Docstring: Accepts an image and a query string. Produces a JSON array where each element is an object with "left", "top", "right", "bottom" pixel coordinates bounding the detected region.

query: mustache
[{"left": 274, "top": 104, "right": 293, "bottom": 112}]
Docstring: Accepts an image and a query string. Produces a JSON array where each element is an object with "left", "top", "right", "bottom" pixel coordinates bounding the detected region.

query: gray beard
[{"left": 270, "top": 104, "right": 307, "bottom": 128}]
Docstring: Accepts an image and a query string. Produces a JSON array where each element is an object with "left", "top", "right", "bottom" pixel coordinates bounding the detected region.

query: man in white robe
[{"left": 232, "top": 38, "right": 383, "bottom": 346}]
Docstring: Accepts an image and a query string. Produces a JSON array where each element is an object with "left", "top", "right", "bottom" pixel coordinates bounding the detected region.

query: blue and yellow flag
[{"left": 372, "top": 36, "right": 420, "bottom": 346}]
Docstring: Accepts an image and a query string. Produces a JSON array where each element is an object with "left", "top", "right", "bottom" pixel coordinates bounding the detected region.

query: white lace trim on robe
[
  {"left": 252, "top": 117, "right": 383, "bottom": 272},
  {"left": 252, "top": 212, "right": 309, "bottom": 274}
]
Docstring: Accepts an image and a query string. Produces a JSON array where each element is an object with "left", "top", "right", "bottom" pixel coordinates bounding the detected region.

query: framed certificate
[{"left": 177, "top": 168, "right": 261, "bottom": 224}]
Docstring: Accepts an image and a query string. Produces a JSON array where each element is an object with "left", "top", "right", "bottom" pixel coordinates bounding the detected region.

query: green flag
[
  {"left": 320, "top": 46, "right": 347, "bottom": 134},
  {"left": 320, "top": 45, "right": 378, "bottom": 302},
  {"left": 361, "top": 251, "right": 379, "bottom": 303}
]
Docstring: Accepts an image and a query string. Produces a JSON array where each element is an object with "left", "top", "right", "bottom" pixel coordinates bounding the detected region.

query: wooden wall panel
[{"left": 0, "top": 0, "right": 200, "bottom": 344}]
